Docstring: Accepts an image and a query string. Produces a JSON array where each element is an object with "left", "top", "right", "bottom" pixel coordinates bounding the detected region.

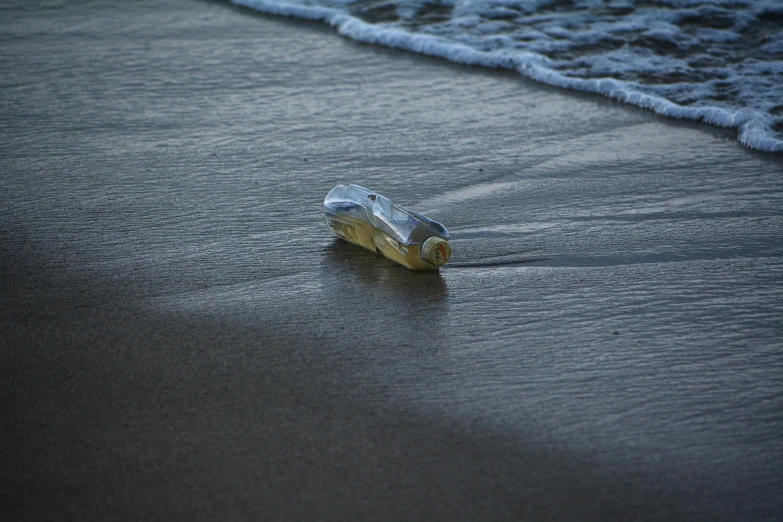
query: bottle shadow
[
  {"left": 320, "top": 239, "right": 448, "bottom": 302},
  {"left": 319, "top": 240, "right": 450, "bottom": 349}
]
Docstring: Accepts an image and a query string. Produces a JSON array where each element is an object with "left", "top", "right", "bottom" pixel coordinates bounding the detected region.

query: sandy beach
[{"left": 2, "top": 1, "right": 781, "bottom": 520}]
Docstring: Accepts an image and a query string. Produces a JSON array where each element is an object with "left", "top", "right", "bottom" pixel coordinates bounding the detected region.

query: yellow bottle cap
[{"left": 421, "top": 237, "right": 451, "bottom": 267}]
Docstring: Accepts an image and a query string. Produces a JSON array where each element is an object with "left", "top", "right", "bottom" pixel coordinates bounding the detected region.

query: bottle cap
[{"left": 421, "top": 237, "right": 451, "bottom": 267}]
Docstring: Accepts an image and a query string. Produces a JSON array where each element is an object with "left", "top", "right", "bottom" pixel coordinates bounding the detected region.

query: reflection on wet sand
[
  {"left": 322, "top": 239, "right": 448, "bottom": 298},
  {"left": 319, "top": 239, "right": 450, "bottom": 349}
]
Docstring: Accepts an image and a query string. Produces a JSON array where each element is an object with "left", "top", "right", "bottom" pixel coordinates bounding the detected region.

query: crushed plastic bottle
[{"left": 324, "top": 184, "right": 451, "bottom": 270}]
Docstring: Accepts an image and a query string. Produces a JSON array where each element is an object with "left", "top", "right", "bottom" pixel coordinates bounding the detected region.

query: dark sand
[{"left": 2, "top": 1, "right": 782, "bottom": 520}]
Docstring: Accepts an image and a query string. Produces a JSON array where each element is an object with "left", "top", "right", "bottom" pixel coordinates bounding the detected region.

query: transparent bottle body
[{"left": 324, "top": 184, "right": 451, "bottom": 270}]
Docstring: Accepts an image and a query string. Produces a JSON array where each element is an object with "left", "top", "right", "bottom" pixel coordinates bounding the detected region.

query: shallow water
[
  {"left": 233, "top": 0, "right": 783, "bottom": 152},
  {"left": 1, "top": 1, "right": 782, "bottom": 520}
]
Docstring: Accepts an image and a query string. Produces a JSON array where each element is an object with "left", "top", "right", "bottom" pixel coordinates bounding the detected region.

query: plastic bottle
[{"left": 324, "top": 184, "right": 451, "bottom": 270}]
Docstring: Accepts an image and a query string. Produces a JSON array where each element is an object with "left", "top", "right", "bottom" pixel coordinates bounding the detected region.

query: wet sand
[{"left": 1, "top": 1, "right": 782, "bottom": 520}]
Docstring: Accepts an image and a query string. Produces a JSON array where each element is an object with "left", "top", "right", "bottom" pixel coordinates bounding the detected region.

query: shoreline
[{"left": 225, "top": 0, "right": 783, "bottom": 153}]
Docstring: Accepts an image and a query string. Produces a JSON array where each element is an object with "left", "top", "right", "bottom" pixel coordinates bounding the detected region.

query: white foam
[{"left": 232, "top": 0, "right": 783, "bottom": 153}]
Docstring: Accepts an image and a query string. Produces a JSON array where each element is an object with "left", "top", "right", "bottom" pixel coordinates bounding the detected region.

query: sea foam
[{"left": 233, "top": 0, "right": 783, "bottom": 153}]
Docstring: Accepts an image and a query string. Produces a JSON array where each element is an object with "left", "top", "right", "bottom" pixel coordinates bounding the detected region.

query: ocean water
[{"left": 234, "top": 0, "right": 783, "bottom": 153}]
